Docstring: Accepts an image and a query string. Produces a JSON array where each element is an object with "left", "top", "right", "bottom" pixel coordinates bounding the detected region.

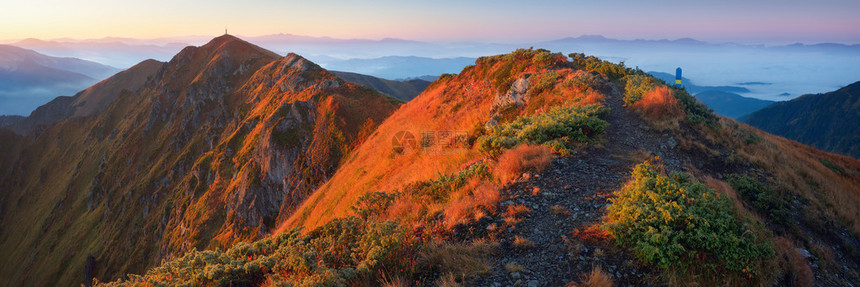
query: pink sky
[{"left": 2, "top": 0, "right": 859, "bottom": 44}]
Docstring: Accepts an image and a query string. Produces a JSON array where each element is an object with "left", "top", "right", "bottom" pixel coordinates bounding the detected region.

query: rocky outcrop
[
  {"left": 492, "top": 77, "right": 530, "bottom": 110},
  {"left": 486, "top": 76, "right": 531, "bottom": 129}
]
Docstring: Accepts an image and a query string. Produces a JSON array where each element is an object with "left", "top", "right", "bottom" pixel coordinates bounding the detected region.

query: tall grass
[
  {"left": 631, "top": 86, "right": 684, "bottom": 120},
  {"left": 493, "top": 144, "right": 553, "bottom": 182}
]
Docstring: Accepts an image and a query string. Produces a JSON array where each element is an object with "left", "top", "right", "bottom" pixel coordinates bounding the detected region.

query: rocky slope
[{"left": 0, "top": 35, "right": 399, "bottom": 286}]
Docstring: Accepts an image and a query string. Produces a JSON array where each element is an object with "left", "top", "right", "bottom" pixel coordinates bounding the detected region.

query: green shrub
[
  {"left": 727, "top": 174, "right": 790, "bottom": 226},
  {"left": 98, "top": 217, "right": 416, "bottom": 286},
  {"left": 406, "top": 162, "right": 491, "bottom": 204},
  {"left": 483, "top": 48, "right": 564, "bottom": 94},
  {"left": 605, "top": 159, "right": 773, "bottom": 282},
  {"left": 478, "top": 104, "right": 608, "bottom": 156},
  {"left": 622, "top": 74, "right": 659, "bottom": 106},
  {"left": 527, "top": 70, "right": 560, "bottom": 98},
  {"left": 352, "top": 191, "right": 399, "bottom": 220},
  {"left": 671, "top": 86, "right": 719, "bottom": 128},
  {"left": 819, "top": 158, "right": 846, "bottom": 176},
  {"left": 568, "top": 53, "right": 631, "bottom": 81}
]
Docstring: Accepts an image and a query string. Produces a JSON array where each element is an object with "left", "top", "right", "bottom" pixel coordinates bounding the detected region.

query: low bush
[
  {"left": 98, "top": 217, "right": 417, "bottom": 286},
  {"left": 604, "top": 159, "right": 774, "bottom": 283},
  {"left": 407, "top": 163, "right": 491, "bottom": 204},
  {"left": 671, "top": 86, "right": 719, "bottom": 128},
  {"left": 569, "top": 53, "right": 632, "bottom": 81},
  {"left": 727, "top": 174, "right": 790, "bottom": 226},
  {"left": 478, "top": 104, "right": 609, "bottom": 156},
  {"left": 622, "top": 74, "right": 659, "bottom": 106}
]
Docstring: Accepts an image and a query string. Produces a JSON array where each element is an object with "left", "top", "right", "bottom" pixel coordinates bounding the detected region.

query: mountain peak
[
  {"left": 199, "top": 34, "right": 280, "bottom": 58},
  {"left": 206, "top": 33, "right": 242, "bottom": 45}
]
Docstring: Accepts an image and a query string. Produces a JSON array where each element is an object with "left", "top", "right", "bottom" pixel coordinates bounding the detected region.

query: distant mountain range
[
  {"left": 648, "top": 71, "right": 775, "bottom": 119},
  {"left": 0, "top": 45, "right": 120, "bottom": 115},
  {"left": 745, "top": 81, "right": 860, "bottom": 158},
  {"left": 11, "top": 38, "right": 188, "bottom": 69},
  {"left": 331, "top": 71, "right": 430, "bottom": 102},
  {"left": 320, "top": 56, "right": 476, "bottom": 80}
]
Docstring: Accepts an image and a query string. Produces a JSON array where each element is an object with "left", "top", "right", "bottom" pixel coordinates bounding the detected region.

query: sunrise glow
[{"left": 3, "top": 0, "right": 859, "bottom": 43}]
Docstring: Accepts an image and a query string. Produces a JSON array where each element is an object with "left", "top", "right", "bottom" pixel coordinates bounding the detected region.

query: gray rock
[
  {"left": 796, "top": 248, "right": 814, "bottom": 259},
  {"left": 492, "top": 77, "right": 530, "bottom": 110},
  {"left": 528, "top": 280, "right": 539, "bottom": 287}
]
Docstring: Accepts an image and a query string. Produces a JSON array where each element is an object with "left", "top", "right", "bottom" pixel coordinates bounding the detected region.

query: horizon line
[{"left": 2, "top": 33, "right": 859, "bottom": 47}]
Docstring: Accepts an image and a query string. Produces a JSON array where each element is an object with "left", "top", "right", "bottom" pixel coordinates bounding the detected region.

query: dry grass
[
  {"left": 503, "top": 203, "right": 531, "bottom": 227},
  {"left": 385, "top": 196, "right": 421, "bottom": 221},
  {"left": 435, "top": 273, "right": 462, "bottom": 287},
  {"left": 550, "top": 205, "right": 571, "bottom": 216},
  {"left": 712, "top": 119, "right": 860, "bottom": 235},
  {"left": 566, "top": 266, "right": 614, "bottom": 287},
  {"left": 512, "top": 235, "right": 535, "bottom": 249},
  {"left": 774, "top": 237, "right": 814, "bottom": 287},
  {"left": 504, "top": 262, "right": 525, "bottom": 273},
  {"left": 444, "top": 179, "right": 501, "bottom": 228},
  {"left": 625, "top": 149, "right": 653, "bottom": 164},
  {"left": 418, "top": 240, "right": 497, "bottom": 281},
  {"left": 494, "top": 144, "right": 553, "bottom": 183},
  {"left": 570, "top": 223, "right": 612, "bottom": 244},
  {"left": 380, "top": 274, "right": 411, "bottom": 287},
  {"left": 632, "top": 86, "right": 684, "bottom": 120}
]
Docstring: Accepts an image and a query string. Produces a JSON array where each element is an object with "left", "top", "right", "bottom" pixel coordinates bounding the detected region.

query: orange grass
[
  {"left": 632, "top": 86, "right": 684, "bottom": 120},
  {"left": 444, "top": 179, "right": 501, "bottom": 228},
  {"left": 281, "top": 50, "right": 603, "bottom": 232},
  {"left": 567, "top": 266, "right": 614, "bottom": 287},
  {"left": 494, "top": 144, "right": 553, "bottom": 183}
]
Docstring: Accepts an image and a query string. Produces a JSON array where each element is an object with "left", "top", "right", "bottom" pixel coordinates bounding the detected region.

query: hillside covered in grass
[
  {"left": 744, "top": 81, "right": 860, "bottom": 158},
  {"left": 97, "top": 48, "right": 860, "bottom": 286},
  {"left": 2, "top": 39, "right": 858, "bottom": 286},
  {"left": 0, "top": 35, "right": 400, "bottom": 286}
]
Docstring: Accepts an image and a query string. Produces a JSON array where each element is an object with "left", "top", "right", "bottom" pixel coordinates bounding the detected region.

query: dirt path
[{"left": 475, "top": 85, "right": 684, "bottom": 286}]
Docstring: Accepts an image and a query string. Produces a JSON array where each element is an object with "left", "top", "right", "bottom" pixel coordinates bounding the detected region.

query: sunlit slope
[
  {"left": 0, "top": 35, "right": 399, "bottom": 286},
  {"left": 284, "top": 49, "right": 609, "bottom": 230}
]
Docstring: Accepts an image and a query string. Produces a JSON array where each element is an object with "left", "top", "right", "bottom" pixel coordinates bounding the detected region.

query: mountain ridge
[
  {"left": 1, "top": 39, "right": 858, "bottom": 286},
  {"left": 744, "top": 81, "right": 860, "bottom": 158},
  {"left": 0, "top": 35, "right": 401, "bottom": 286}
]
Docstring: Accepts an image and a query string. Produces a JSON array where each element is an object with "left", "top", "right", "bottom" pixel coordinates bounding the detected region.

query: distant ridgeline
[{"left": 745, "top": 81, "right": 860, "bottom": 158}]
